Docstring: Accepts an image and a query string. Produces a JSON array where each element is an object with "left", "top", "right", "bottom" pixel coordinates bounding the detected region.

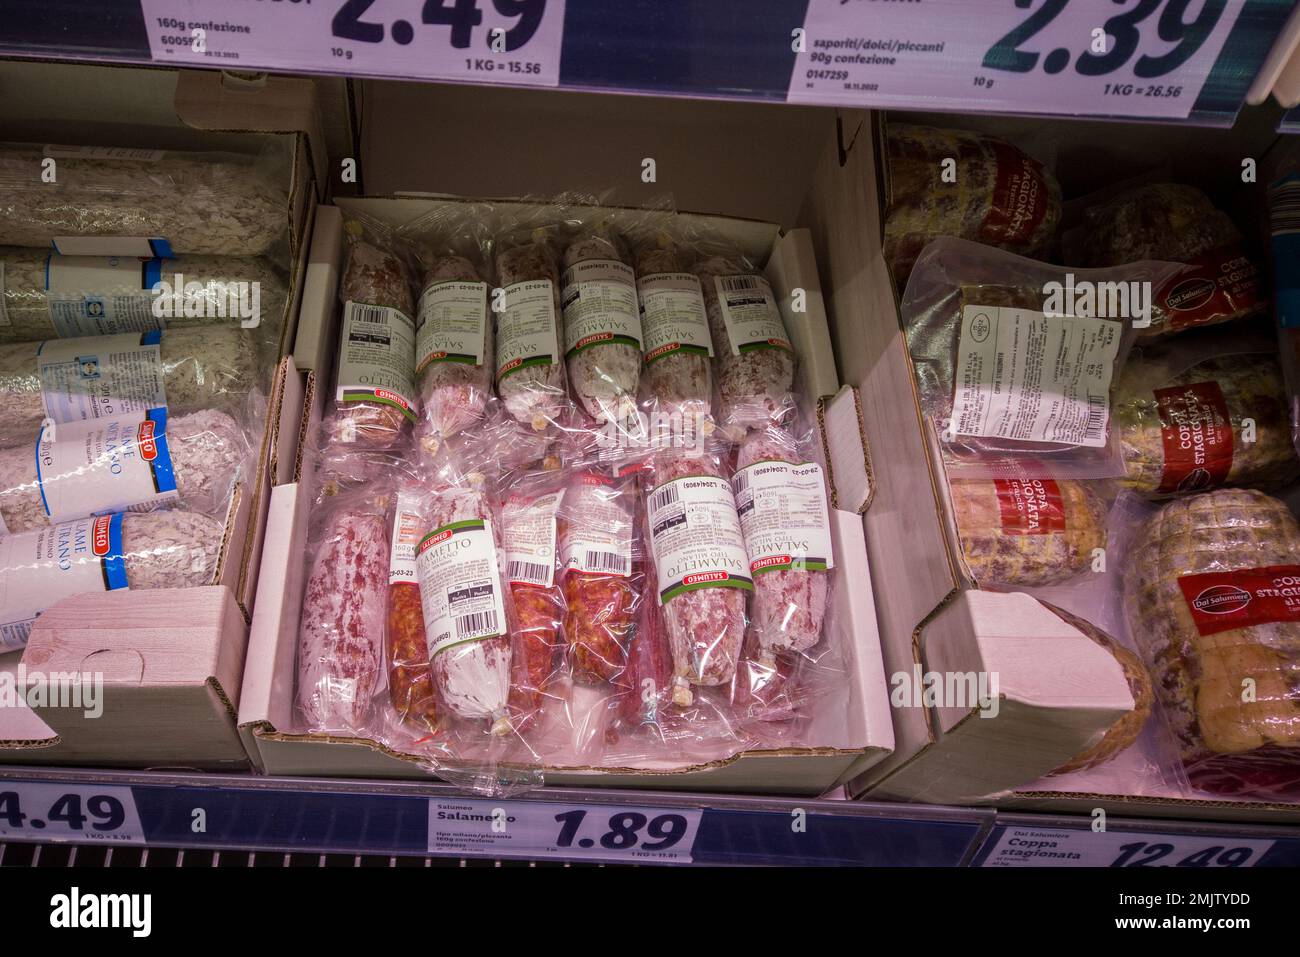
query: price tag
[
  {"left": 979, "top": 825, "right": 1274, "bottom": 868},
  {"left": 141, "top": 0, "right": 566, "bottom": 87},
  {"left": 428, "top": 798, "right": 702, "bottom": 863},
  {"left": 789, "top": 0, "right": 1245, "bottom": 119},
  {"left": 0, "top": 784, "right": 145, "bottom": 844}
]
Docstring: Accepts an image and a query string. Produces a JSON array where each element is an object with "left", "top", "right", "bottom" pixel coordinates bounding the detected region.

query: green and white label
[
  {"left": 638, "top": 272, "right": 712, "bottom": 364},
  {"left": 417, "top": 280, "right": 488, "bottom": 371},
  {"left": 732, "top": 460, "right": 834, "bottom": 574},
  {"left": 417, "top": 518, "right": 507, "bottom": 655},
  {"left": 561, "top": 259, "right": 642, "bottom": 356},
  {"left": 647, "top": 474, "right": 752, "bottom": 604},
  {"left": 715, "top": 274, "right": 792, "bottom": 356},
  {"left": 337, "top": 301, "right": 418, "bottom": 421},
  {"left": 496, "top": 280, "right": 560, "bottom": 382}
]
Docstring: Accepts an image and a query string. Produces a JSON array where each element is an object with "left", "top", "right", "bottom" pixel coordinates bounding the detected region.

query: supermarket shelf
[{"left": 0, "top": 1, "right": 1295, "bottom": 125}]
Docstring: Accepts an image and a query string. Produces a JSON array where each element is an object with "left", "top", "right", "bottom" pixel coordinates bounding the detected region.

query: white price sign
[
  {"left": 428, "top": 798, "right": 702, "bottom": 863},
  {"left": 0, "top": 784, "right": 145, "bottom": 844},
  {"left": 980, "top": 826, "right": 1274, "bottom": 867},
  {"left": 790, "top": 0, "right": 1244, "bottom": 118},
  {"left": 142, "top": 0, "right": 566, "bottom": 87}
]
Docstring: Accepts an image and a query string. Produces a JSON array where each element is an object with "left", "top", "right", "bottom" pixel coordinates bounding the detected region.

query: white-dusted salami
[
  {"left": 635, "top": 239, "right": 712, "bottom": 441},
  {"left": 494, "top": 238, "right": 569, "bottom": 431}
]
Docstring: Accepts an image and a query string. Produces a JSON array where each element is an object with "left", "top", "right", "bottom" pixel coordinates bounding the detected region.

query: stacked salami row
[
  {"left": 295, "top": 208, "right": 844, "bottom": 774},
  {"left": 0, "top": 142, "right": 293, "bottom": 652},
  {"left": 887, "top": 123, "right": 1300, "bottom": 799}
]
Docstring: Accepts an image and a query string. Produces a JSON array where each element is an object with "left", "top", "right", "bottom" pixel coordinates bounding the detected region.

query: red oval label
[
  {"left": 1166, "top": 277, "right": 1215, "bottom": 312},
  {"left": 1191, "top": 584, "right": 1251, "bottom": 615}
]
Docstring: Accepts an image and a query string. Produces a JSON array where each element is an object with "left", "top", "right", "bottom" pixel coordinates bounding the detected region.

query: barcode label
[
  {"left": 455, "top": 610, "right": 499, "bottom": 639},
  {"left": 349, "top": 304, "right": 390, "bottom": 325},
  {"left": 1271, "top": 176, "right": 1300, "bottom": 236},
  {"left": 721, "top": 276, "right": 761, "bottom": 293},
  {"left": 583, "top": 550, "right": 630, "bottom": 575},
  {"left": 1083, "top": 394, "right": 1108, "bottom": 442},
  {"left": 507, "top": 560, "right": 552, "bottom": 587},
  {"left": 649, "top": 484, "right": 680, "bottom": 513},
  {"left": 731, "top": 469, "right": 750, "bottom": 493}
]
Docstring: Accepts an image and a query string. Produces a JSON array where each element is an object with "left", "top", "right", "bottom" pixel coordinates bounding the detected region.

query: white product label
[
  {"left": 43, "top": 145, "right": 165, "bottom": 162},
  {"left": 417, "top": 517, "right": 507, "bottom": 656},
  {"left": 714, "top": 275, "right": 792, "bottom": 356},
  {"left": 417, "top": 280, "right": 488, "bottom": 371},
  {"left": 37, "top": 332, "right": 166, "bottom": 426},
  {"left": 336, "top": 301, "right": 418, "bottom": 421},
  {"left": 978, "top": 826, "right": 1274, "bottom": 869},
  {"left": 51, "top": 238, "right": 167, "bottom": 258},
  {"left": 732, "top": 460, "right": 834, "bottom": 574},
  {"left": 0, "top": 261, "right": 9, "bottom": 328},
  {"left": 561, "top": 259, "right": 642, "bottom": 356},
  {"left": 496, "top": 280, "right": 560, "bottom": 382},
  {"left": 952, "top": 306, "right": 1121, "bottom": 449},
  {"left": 647, "top": 475, "right": 752, "bottom": 604},
  {"left": 502, "top": 490, "right": 561, "bottom": 589},
  {"left": 0, "top": 784, "right": 145, "bottom": 844},
  {"left": 0, "top": 513, "right": 129, "bottom": 651},
  {"left": 46, "top": 255, "right": 167, "bottom": 337},
  {"left": 36, "top": 410, "right": 178, "bottom": 522},
  {"left": 638, "top": 272, "right": 713, "bottom": 363},
  {"left": 388, "top": 490, "right": 423, "bottom": 586},
  {"left": 560, "top": 475, "right": 633, "bottom": 577},
  {"left": 428, "top": 799, "right": 702, "bottom": 863}
]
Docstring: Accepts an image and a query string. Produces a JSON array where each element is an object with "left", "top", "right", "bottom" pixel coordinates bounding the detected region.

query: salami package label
[
  {"left": 0, "top": 512, "right": 128, "bottom": 651},
  {"left": 1159, "top": 244, "right": 1264, "bottom": 333},
  {"left": 647, "top": 474, "right": 753, "bottom": 604},
  {"left": 502, "top": 490, "right": 561, "bottom": 588},
  {"left": 36, "top": 408, "right": 178, "bottom": 522},
  {"left": 1154, "top": 380, "right": 1234, "bottom": 493},
  {"left": 560, "top": 259, "right": 642, "bottom": 356},
  {"left": 388, "top": 490, "right": 424, "bottom": 586},
  {"left": 560, "top": 474, "right": 633, "bottom": 577},
  {"left": 732, "top": 460, "right": 834, "bottom": 573},
  {"left": 416, "top": 280, "right": 488, "bottom": 371},
  {"left": 714, "top": 275, "right": 793, "bottom": 356},
  {"left": 980, "top": 140, "right": 1053, "bottom": 247},
  {"left": 416, "top": 517, "right": 507, "bottom": 656},
  {"left": 46, "top": 254, "right": 167, "bottom": 338},
  {"left": 951, "top": 306, "right": 1120, "bottom": 448},
  {"left": 637, "top": 272, "right": 713, "bottom": 363},
  {"left": 993, "top": 477, "right": 1066, "bottom": 535},
  {"left": 496, "top": 279, "right": 560, "bottom": 381},
  {"left": 1177, "top": 565, "right": 1300, "bottom": 637},
  {"left": 37, "top": 330, "right": 166, "bottom": 426},
  {"left": 336, "top": 301, "right": 418, "bottom": 421}
]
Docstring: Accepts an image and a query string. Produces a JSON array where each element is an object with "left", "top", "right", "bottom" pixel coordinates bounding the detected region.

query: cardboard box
[
  {"left": 239, "top": 191, "right": 894, "bottom": 794},
  {"left": 0, "top": 63, "right": 324, "bottom": 769}
]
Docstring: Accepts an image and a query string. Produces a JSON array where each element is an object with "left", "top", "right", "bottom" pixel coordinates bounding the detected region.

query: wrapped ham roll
[
  {"left": 494, "top": 237, "right": 568, "bottom": 431},
  {"left": 417, "top": 484, "right": 516, "bottom": 734},
  {"left": 561, "top": 225, "right": 642, "bottom": 430},
  {"left": 646, "top": 446, "right": 751, "bottom": 706}
]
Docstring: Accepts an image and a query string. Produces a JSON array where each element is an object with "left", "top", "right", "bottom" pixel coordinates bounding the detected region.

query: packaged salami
[
  {"left": 1070, "top": 183, "right": 1266, "bottom": 340},
  {"left": 903, "top": 236, "right": 1189, "bottom": 479},
  {"left": 325, "top": 220, "right": 419, "bottom": 451},
  {"left": 385, "top": 481, "right": 440, "bottom": 736},
  {"left": 883, "top": 123, "right": 1061, "bottom": 288},
  {"left": 0, "top": 246, "right": 289, "bottom": 341},
  {"left": 0, "top": 509, "right": 224, "bottom": 652},
  {"left": 1121, "top": 488, "right": 1300, "bottom": 798},
  {"left": 1113, "top": 324, "right": 1299, "bottom": 497}
]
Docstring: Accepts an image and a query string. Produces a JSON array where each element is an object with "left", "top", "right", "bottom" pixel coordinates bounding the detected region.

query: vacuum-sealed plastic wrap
[
  {"left": 634, "top": 237, "right": 713, "bottom": 439},
  {"left": 0, "top": 325, "right": 256, "bottom": 449},
  {"left": 0, "top": 143, "right": 288, "bottom": 256},
  {"left": 948, "top": 476, "right": 1107, "bottom": 587},
  {"left": 561, "top": 223, "right": 642, "bottom": 430},
  {"left": 418, "top": 482, "right": 517, "bottom": 734},
  {"left": 695, "top": 254, "right": 795, "bottom": 436},
  {"left": 0, "top": 509, "right": 223, "bottom": 651},
  {"left": 494, "top": 234, "right": 569, "bottom": 431},
  {"left": 297, "top": 488, "right": 390, "bottom": 734},
  {"left": 1113, "top": 326, "right": 1298, "bottom": 497},
  {"left": 0, "top": 246, "right": 288, "bottom": 340},
  {"left": 558, "top": 468, "right": 640, "bottom": 684},
  {"left": 1072, "top": 183, "right": 1265, "bottom": 340},
  {"left": 903, "top": 237, "right": 1188, "bottom": 479},
  {"left": 385, "top": 484, "right": 439, "bottom": 735},
  {"left": 1123, "top": 488, "right": 1300, "bottom": 798},
  {"left": 646, "top": 446, "right": 751, "bottom": 705},
  {"left": 883, "top": 123, "right": 1061, "bottom": 287},
  {"left": 0, "top": 408, "right": 247, "bottom": 533},
  {"left": 328, "top": 225, "right": 419, "bottom": 451}
]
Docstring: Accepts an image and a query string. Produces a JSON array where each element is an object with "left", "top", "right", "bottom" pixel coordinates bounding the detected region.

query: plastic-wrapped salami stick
[
  {"left": 612, "top": 527, "right": 674, "bottom": 740},
  {"left": 559, "top": 468, "right": 641, "bottom": 684},
  {"left": 327, "top": 229, "right": 419, "bottom": 451},
  {"left": 634, "top": 236, "right": 714, "bottom": 444},
  {"left": 494, "top": 233, "right": 569, "bottom": 431},
  {"left": 386, "top": 484, "right": 440, "bottom": 735},
  {"left": 297, "top": 487, "right": 390, "bottom": 734},
  {"left": 694, "top": 255, "right": 796, "bottom": 438},
  {"left": 0, "top": 408, "right": 247, "bottom": 533},
  {"left": 561, "top": 224, "right": 643, "bottom": 431},
  {"left": 645, "top": 446, "right": 751, "bottom": 706},
  {"left": 417, "top": 483, "right": 517, "bottom": 735},
  {"left": 0, "top": 509, "right": 224, "bottom": 652}
]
